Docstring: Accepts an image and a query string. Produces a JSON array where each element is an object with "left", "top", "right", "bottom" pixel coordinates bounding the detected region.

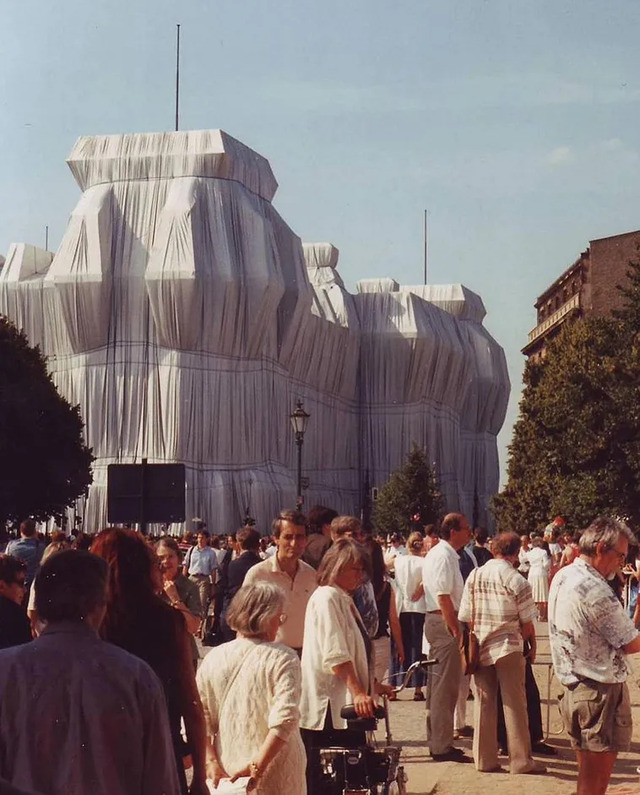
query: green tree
[
  {"left": 0, "top": 316, "right": 93, "bottom": 522},
  {"left": 494, "top": 255, "right": 640, "bottom": 532},
  {"left": 373, "top": 444, "right": 442, "bottom": 535}
]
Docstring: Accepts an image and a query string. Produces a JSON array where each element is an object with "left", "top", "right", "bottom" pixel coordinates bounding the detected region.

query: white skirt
[{"left": 529, "top": 570, "right": 549, "bottom": 602}]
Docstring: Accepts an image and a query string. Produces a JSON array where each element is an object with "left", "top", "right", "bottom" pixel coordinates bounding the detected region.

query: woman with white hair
[{"left": 196, "top": 581, "right": 306, "bottom": 793}]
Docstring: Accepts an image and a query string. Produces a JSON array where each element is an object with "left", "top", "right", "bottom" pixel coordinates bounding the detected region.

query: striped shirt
[{"left": 458, "top": 558, "right": 536, "bottom": 666}]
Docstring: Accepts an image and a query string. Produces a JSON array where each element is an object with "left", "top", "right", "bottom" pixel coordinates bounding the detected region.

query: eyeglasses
[{"left": 612, "top": 547, "right": 627, "bottom": 563}]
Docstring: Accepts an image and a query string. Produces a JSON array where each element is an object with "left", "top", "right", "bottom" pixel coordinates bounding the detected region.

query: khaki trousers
[
  {"left": 424, "top": 613, "right": 461, "bottom": 755},
  {"left": 473, "top": 651, "right": 535, "bottom": 773}
]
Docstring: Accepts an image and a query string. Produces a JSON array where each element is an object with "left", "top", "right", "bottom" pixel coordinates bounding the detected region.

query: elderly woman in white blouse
[
  {"left": 300, "top": 538, "right": 385, "bottom": 792},
  {"left": 196, "top": 581, "right": 306, "bottom": 794}
]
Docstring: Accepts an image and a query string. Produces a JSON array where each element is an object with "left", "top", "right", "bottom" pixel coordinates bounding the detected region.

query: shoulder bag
[{"left": 458, "top": 571, "right": 480, "bottom": 676}]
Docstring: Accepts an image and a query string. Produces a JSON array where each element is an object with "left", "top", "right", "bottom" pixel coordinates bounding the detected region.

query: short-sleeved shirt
[
  {"left": 5, "top": 538, "right": 43, "bottom": 586},
  {"left": 459, "top": 558, "right": 536, "bottom": 666},
  {"left": 549, "top": 557, "right": 639, "bottom": 685},
  {"left": 243, "top": 555, "right": 317, "bottom": 649},
  {"left": 422, "top": 540, "right": 464, "bottom": 612},
  {"left": 394, "top": 554, "right": 426, "bottom": 613},
  {"left": 185, "top": 545, "right": 218, "bottom": 577}
]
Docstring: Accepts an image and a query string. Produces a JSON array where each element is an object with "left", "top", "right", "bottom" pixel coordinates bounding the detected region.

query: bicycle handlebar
[{"left": 389, "top": 656, "right": 438, "bottom": 695}]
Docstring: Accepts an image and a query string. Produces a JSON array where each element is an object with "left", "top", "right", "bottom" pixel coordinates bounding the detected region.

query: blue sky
[{"left": 2, "top": 0, "right": 640, "bottom": 483}]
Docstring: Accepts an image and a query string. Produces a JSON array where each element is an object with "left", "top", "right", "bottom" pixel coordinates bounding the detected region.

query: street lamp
[{"left": 290, "top": 400, "right": 310, "bottom": 510}]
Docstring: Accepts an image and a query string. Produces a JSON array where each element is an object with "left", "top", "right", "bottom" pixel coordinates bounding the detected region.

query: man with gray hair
[{"left": 549, "top": 516, "right": 640, "bottom": 795}]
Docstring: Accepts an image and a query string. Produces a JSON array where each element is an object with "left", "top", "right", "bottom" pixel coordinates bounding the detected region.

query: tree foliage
[
  {"left": 493, "top": 255, "right": 640, "bottom": 532},
  {"left": 0, "top": 317, "right": 93, "bottom": 522},
  {"left": 373, "top": 444, "right": 442, "bottom": 535}
]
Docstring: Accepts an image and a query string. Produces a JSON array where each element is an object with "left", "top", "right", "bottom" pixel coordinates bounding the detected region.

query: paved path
[
  {"left": 197, "top": 623, "right": 640, "bottom": 794},
  {"left": 374, "top": 622, "right": 640, "bottom": 794}
]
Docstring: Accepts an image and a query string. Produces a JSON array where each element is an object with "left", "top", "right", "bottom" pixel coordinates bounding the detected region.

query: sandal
[{"left": 413, "top": 691, "right": 425, "bottom": 701}]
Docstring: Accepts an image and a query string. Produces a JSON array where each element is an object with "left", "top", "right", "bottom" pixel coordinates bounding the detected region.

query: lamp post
[{"left": 290, "top": 400, "right": 310, "bottom": 510}]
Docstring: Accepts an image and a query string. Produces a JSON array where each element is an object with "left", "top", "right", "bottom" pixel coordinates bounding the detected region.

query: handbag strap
[{"left": 468, "top": 568, "right": 479, "bottom": 630}]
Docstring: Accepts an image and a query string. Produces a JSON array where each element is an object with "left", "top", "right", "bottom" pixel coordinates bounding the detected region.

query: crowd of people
[{"left": 0, "top": 510, "right": 638, "bottom": 795}]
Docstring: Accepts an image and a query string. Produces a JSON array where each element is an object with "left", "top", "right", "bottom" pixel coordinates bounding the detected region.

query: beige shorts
[{"left": 559, "top": 680, "right": 632, "bottom": 753}]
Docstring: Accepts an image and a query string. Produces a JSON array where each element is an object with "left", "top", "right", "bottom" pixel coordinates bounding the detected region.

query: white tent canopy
[{"left": 0, "top": 130, "right": 509, "bottom": 533}]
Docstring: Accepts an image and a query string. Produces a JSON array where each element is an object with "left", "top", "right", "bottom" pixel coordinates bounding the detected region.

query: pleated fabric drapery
[{"left": 0, "top": 130, "right": 509, "bottom": 533}]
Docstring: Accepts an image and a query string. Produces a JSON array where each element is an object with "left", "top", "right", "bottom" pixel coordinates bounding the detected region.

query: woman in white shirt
[
  {"left": 526, "top": 537, "right": 551, "bottom": 621},
  {"left": 393, "top": 531, "right": 427, "bottom": 700},
  {"left": 300, "top": 538, "right": 381, "bottom": 793}
]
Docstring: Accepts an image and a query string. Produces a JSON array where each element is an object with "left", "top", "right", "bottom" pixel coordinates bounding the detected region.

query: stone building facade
[{"left": 522, "top": 229, "right": 640, "bottom": 360}]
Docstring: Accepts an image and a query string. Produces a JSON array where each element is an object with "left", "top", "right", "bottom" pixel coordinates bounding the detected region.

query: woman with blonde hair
[
  {"left": 393, "top": 530, "right": 427, "bottom": 700},
  {"left": 196, "top": 581, "right": 306, "bottom": 794},
  {"left": 301, "top": 538, "right": 389, "bottom": 793}
]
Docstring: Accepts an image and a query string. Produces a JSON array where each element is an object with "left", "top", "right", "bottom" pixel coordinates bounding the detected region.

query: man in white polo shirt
[
  {"left": 422, "top": 512, "right": 472, "bottom": 763},
  {"left": 243, "top": 509, "right": 317, "bottom": 655}
]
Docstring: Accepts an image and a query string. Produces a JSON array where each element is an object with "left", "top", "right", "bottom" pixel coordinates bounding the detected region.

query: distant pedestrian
[
  {"left": 5, "top": 520, "right": 44, "bottom": 595},
  {"left": 220, "top": 526, "right": 264, "bottom": 642},
  {"left": 526, "top": 537, "right": 550, "bottom": 620},
  {"left": 183, "top": 529, "right": 219, "bottom": 629},
  {"left": 472, "top": 527, "right": 493, "bottom": 567},
  {"left": 302, "top": 505, "right": 337, "bottom": 570},
  {"left": 393, "top": 532, "right": 425, "bottom": 700}
]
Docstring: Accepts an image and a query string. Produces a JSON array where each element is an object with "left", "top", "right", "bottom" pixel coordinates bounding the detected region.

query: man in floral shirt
[{"left": 549, "top": 516, "right": 640, "bottom": 795}]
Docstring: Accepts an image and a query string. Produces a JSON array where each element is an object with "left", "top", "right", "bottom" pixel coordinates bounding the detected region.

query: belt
[{"left": 427, "top": 609, "right": 442, "bottom": 614}]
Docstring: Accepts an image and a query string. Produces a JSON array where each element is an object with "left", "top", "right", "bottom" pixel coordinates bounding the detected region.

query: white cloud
[
  {"left": 600, "top": 137, "right": 624, "bottom": 152},
  {"left": 543, "top": 139, "right": 638, "bottom": 170},
  {"left": 545, "top": 146, "right": 574, "bottom": 166}
]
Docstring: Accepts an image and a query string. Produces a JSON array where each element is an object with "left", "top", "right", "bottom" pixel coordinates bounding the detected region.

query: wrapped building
[{"left": 0, "top": 130, "right": 509, "bottom": 532}]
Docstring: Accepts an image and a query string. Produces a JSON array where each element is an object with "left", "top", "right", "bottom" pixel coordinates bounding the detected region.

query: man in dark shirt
[
  {"left": 0, "top": 555, "right": 31, "bottom": 649},
  {"left": 472, "top": 527, "right": 494, "bottom": 567},
  {"left": 302, "top": 505, "right": 337, "bottom": 569},
  {"left": 219, "top": 526, "right": 262, "bottom": 641}
]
